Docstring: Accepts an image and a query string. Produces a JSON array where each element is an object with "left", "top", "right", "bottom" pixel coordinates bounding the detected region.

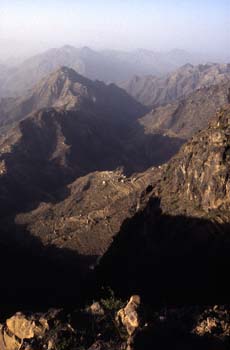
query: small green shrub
[{"left": 100, "top": 287, "right": 125, "bottom": 314}]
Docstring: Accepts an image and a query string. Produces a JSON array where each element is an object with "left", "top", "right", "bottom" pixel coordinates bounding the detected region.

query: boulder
[
  {"left": 6, "top": 312, "right": 49, "bottom": 340},
  {"left": 1, "top": 330, "right": 21, "bottom": 350},
  {"left": 87, "top": 302, "right": 105, "bottom": 316},
  {"left": 116, "top": 295, "right": 141, "bottom": 336}
]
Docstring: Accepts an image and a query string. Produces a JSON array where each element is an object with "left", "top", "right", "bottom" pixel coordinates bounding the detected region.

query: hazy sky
[{"left": 0, "top": 0, "right": 229, "bottom": 60}]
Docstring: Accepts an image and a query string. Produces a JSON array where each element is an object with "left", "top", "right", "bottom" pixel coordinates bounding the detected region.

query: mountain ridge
[
  {"left": 118, "top": 63, "right": 230, "bottom": 107},
  {"left": 0, "top": 66, "right": 147, "bottom": 134},
  {"left": 0, "top": 45, "right": 204, "bottom": 98},
  {"left": 139, "top": 81, "right": 230, "bottom": 139}
]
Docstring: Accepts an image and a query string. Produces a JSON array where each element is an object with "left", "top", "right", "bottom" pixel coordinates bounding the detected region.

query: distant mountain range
[
  {"left": 0, "top": 46, "right": 203, "bottom": 98},
  {"left": 118, "top": 63, "right": 230, "bottom": 107}
]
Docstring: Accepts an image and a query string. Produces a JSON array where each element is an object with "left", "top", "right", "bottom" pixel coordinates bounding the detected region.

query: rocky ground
[{"left": 0, "top": 293, "right": 229, "bottom": 350}]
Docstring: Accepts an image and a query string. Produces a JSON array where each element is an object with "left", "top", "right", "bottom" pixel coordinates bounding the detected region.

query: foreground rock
[
  {"left": 193, "top": 306, "right": 230, "bottom": 338},
  {"left": 117, "top": 295, "right": 142, "bottom": 336},
  {"left": 0, "top": 300, "right": 229, "bottom": 350},
  {"left": 116, "top": 295, "right": 142, "bottom": 350},
  {"left": 0, "top": 310, "right": 74, "bottom": 350}
]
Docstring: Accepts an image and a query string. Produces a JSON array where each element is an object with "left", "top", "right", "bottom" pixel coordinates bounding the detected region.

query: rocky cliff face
[{"left": 157, "top": 105, "right": 230, "bottom": 214}]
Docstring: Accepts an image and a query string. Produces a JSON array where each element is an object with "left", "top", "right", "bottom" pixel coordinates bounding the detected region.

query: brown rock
[
  {"left": 116, "top": 295, "right": 141, "bottom": 336},
  {"left": 193, "top": 306, "right": 230, "bottom": 338},
  {"left": 87, "top": 302, "right": 105, "bottom": 316},
  {"left": 87, "top": 340, "right": 111, "bottom": 350},
  {"left": 6, "top": 313, "right": 48, "bottom": 340},
  {"left": 2, "top": 330, "right": 22, "bottom": 350}
]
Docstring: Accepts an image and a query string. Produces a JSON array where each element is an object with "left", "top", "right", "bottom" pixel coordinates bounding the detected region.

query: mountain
[
  {"left": 0, "top": 66, "right": 147, "bottom": 133},
  {"left": 118, "top": 63, "right": 230, "bottom": 107},
  {"left": 1, "top": 64, "right": 230, "bottom": 312},
  {"left": 1, "top": 104, "right": 229, "bottom": 307},
  {"left": 0, "top": 67, "right": 183, "bottom": 217},
  {"left": 98, "top": 105, "right": 230, "bottom": 303},
  {"left": 0, "top": 70, "right": 183, "bottom": 309},
  {"left": 139, "top": 81, "right": 230, "bottom": 139},
  {"left": 1, "top": 46, "right": 132, "bottom": 96},
  {"left": 0, "top": 46, "right": 200, "bottom": 98}
]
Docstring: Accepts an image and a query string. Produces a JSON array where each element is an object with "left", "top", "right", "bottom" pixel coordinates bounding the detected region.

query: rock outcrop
[
  {"left": 116, "top": 296, "right": 142, "bottom": 336},
  {"left": 0, "top": 302, "right": 229, "bottom": 350},
  {"left": 117, "top": 295, "right": 142, "bottom": 350},
  {"left": 193, "top": 306, "right": 230, "bottom": 338},
  {"left": 157, "top": 105, "right": 230, "bottom": 214},
  {"left": 0, "top": 310, "right": 71, "bottom": 350}
]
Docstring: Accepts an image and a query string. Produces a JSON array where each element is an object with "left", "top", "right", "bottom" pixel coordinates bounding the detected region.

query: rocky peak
[
  {"left": 0, "top": 66, "right": 147, "bottom": 134},
  {"left": 29, "top": 66, "right": 95, "bottom": 110}
]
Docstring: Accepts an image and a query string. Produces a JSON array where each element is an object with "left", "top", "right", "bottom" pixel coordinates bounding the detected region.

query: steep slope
[
  {"left": 140, "top": 81, "right": 230, "bottom": 139},
  {"left": 0, "top": 108, "right": 182, "bottom": 217},
  {"left": 118, "top": 63, "right": 230, "bottom": 107},
  {"left": 0, "top": 108, "right": 133, "bottom": 215},
  {"left": 97, "top": 105, "right": 230, "bottom": 303},
  {"left": 0, "top": 66, "right": 147, "bottom": 134},
  {"left": 14, "top": 170, "right": 154, "bottom": 258},
  {"left": 156, "top": 105, "right": 230, "bottom": 214}
]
